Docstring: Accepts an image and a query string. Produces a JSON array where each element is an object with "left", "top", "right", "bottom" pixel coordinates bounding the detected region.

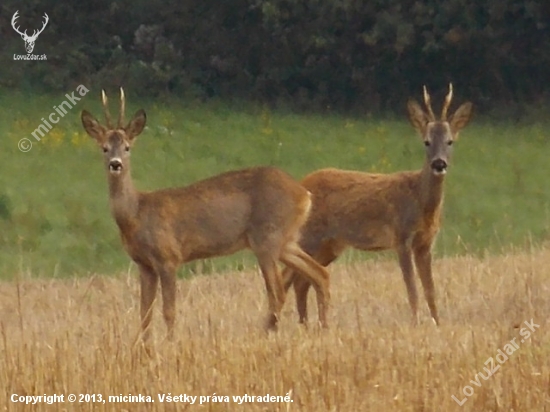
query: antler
[
  {"left": 118, "top": 88, "right": 125, "bottom": 128},
  {"left": 11, "top": 11, "right": 27, "bottom": 37},
  {"left": 422, "top": 85, "right": 436, "bottom": 122},
  {"left": 12, "top": 12, "right": 48, "bottom": 40},
  {"left": 441, "top": 83, "right": 453, "bottom": 120},
  {"left": 28, "top": 13, "right": 48, "bottom": 40},
  {"left": 101, "top": 90, "right": 113, "bottom": 128},
  {"left": 101, "top": 88, "right": 127, "bottom": 129}
]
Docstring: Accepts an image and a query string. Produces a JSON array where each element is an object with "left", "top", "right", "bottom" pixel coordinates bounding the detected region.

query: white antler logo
[{"left": 12, "top": 11, "right": 49, "bottom": 54}]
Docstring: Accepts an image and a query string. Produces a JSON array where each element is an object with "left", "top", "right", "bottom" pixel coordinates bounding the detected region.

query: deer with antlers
[
  {"left": 81, "top": 89, "right": 330, "bottom": 340},
  {"left": 282, "top": 84, "right": 472, "bottom": 326},
  {"left": 11, "top": 11, "right": 49, "bottom": 54}
]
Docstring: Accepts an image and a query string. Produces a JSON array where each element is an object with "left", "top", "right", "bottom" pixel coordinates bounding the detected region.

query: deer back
[
  {"left": 299, "top": 168, "right": 425, "bottom": 251},
  {"left": 123, "top": 166, "right": 310, "bottom": 266}
]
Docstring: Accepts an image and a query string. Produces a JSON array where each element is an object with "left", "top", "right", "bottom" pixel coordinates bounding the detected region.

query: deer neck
[
  {"left": 419, "top": 162, "right": 445, "bottom": 215},
  {"left": 107, "top": 168, "right": 139, "bottom": 231}
]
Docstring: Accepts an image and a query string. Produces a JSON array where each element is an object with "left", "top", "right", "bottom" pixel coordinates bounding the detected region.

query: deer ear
[
  {"left": 449, "top": 102, "right": 473, "bottom": 136},
  {"left": 407, "top": 100, "right": 429, "bottom": 135},
  {"left": 81, "top": 110, "right": 106, "bottom": 141},
  {"left": 126, "top": 109, "right": 146, "bottom": 139}
]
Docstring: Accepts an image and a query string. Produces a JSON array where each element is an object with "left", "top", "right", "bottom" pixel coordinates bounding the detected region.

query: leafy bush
[{"left": 1, "top": 0, "right": 549, "bottom": 112}]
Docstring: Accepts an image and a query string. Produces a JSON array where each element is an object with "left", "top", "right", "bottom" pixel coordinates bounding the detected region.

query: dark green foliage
[
  {"left": 1, "top": 0, "right": 549, "bottom": 112},
  {"left": 0, "top": 194, "right": 12, "bottom": 221}
]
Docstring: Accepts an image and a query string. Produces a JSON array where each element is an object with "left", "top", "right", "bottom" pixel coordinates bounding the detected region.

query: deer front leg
[
  {"left": 396, "top": 244, "right": 418, "bottom": 325},
  {"left": 413, "top": 241, "right": 439, "bottom": 326},
  {"left": 139, "top": 264, "right": 159, "bottom": 342},
  {"left": 158, "top": 265, "right": 178, "bottom": 341}
]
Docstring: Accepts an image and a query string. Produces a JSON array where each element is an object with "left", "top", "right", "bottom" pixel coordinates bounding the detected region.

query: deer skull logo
[{"left": 11, "top": 11, "right": 49, "bottom": 54}]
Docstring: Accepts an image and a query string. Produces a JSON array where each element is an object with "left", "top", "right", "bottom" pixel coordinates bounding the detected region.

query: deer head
[
  {"left": 12, "top": 11, "right": 49, "bottom": 54},
  {"left": 81, "top": 88, "right": 147, "bottom": 176},
  {"left": 407, "top": 84, "right": 473, "bottom": 176}
]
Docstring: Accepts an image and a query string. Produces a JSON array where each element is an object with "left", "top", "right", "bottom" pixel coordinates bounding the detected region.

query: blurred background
[{"left": 1, "top": 0, "right": 549, "bottom": 114}]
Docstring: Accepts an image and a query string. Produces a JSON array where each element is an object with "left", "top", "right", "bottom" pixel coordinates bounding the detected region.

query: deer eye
[
  {"left": 424, "top": 141, "right": 430, "bottom": 147},
  {"left": 125, "top": 146, "right": 130, "bottom": 152},
  {"left": 102, "top": 147, "right": 108, "bottom": 153},
  {"left": 447, "top": 140, "right": 454, "bottom": 146}
]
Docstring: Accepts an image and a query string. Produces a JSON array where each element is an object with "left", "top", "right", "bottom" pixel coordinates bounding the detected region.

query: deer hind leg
[
  {"left": 412, "top": 240, "right": 439, "bottom": 326},
  {"left": 280, "top": 264, "right": 309, "bottom": 324},
  {"left": 279, "top": 266, "right": 309, "bottom": 325},
  {"left": 288, "top": 241, "right": 340, "bottom": 325},
  {"left": 279, "top": 266, "right": 297, "bottom": 320},
  {"left": 396, "top": 244, "right": 418, "bottom": 325},
  {"left": 280, "top": 235, "right": 325, "bottom": 295},
  {"left": 157, "top": 264, "right": 178, "bottom": 341},
  {"left": 280, "top": 234, "right": 322, "bottom": 293},
  {"left": 293, "top": 276, "right": 311, "bottom": 325},
  {"left": 248, "top": 233, "right": 285, "bottom": 330},
  {"left": 279, "top": 237, "right": 322, "bottom": 309},
  {"left": 255, "top": 251, "right": 285, "bottom": 331},
  {"left": 282, "top": 266, "right": 296, "bottom": 295},
  {"left": 138, "top": 264, "right": 159, "bottom": 342},
  {"left": 280, "top": 242, "right": 331, "bottom": 328}
]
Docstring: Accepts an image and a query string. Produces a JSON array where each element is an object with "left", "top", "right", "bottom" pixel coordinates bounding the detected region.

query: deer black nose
[
  {"left": 431, "top": 159, "right": 447, "bottom": 173},
  {"left": 109, "top": 158, "right": 123, "bottom": 172}
]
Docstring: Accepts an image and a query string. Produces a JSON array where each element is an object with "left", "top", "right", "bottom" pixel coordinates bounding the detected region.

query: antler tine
[
  {"left": 101, "top": 90, "right": 113, "bottom": 128},
  {"left": 37, "top": 13, "right": 49, "bottom": 35},
  {"left": 11, "top": 11, "right": 27, "bottom": 36},
  {"left": 441, "top": 83, "right": 453, "bottom": 120},
  {"left": 423, "top": 85, "right": 436, "bottom": 121},
  {"left": 118, "top": 87, "right": 125, "bottom": 128},
  {"left": 11, "top": 10, "right": 18, "bottom": 27}
]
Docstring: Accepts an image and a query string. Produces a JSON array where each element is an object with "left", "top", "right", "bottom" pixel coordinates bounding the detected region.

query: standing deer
[
  {"left": 282, "top": 84, "right": 472, "bottom": 326},
  {"left": 81, "top": 89, "right": 330, "bottom": 340}
]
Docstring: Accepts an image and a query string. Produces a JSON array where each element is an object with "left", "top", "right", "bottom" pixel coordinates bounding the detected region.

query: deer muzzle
[
  {"left": 430, "top": 158, "right": 448, "bottom": 175},
  {"left": 109, "top": 158, "right": 123, "bottom": 173}
]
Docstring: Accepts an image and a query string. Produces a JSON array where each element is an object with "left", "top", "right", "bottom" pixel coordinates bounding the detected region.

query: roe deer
[
  {"left": 81, "top": 88, "right": 330, "bottom": 340},
  {"left": 282, "top": 84, "right": 472, "bottom": 326}
]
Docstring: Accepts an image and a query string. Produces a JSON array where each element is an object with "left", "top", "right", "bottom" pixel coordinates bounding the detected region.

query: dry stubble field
[{"left": 1, "top": 246, "right": 549, "bottom": 412}]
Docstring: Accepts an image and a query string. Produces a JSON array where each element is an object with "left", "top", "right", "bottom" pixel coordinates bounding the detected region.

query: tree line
[{"left": 2, "top": 0, "right": 549, "bottom": 113}]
